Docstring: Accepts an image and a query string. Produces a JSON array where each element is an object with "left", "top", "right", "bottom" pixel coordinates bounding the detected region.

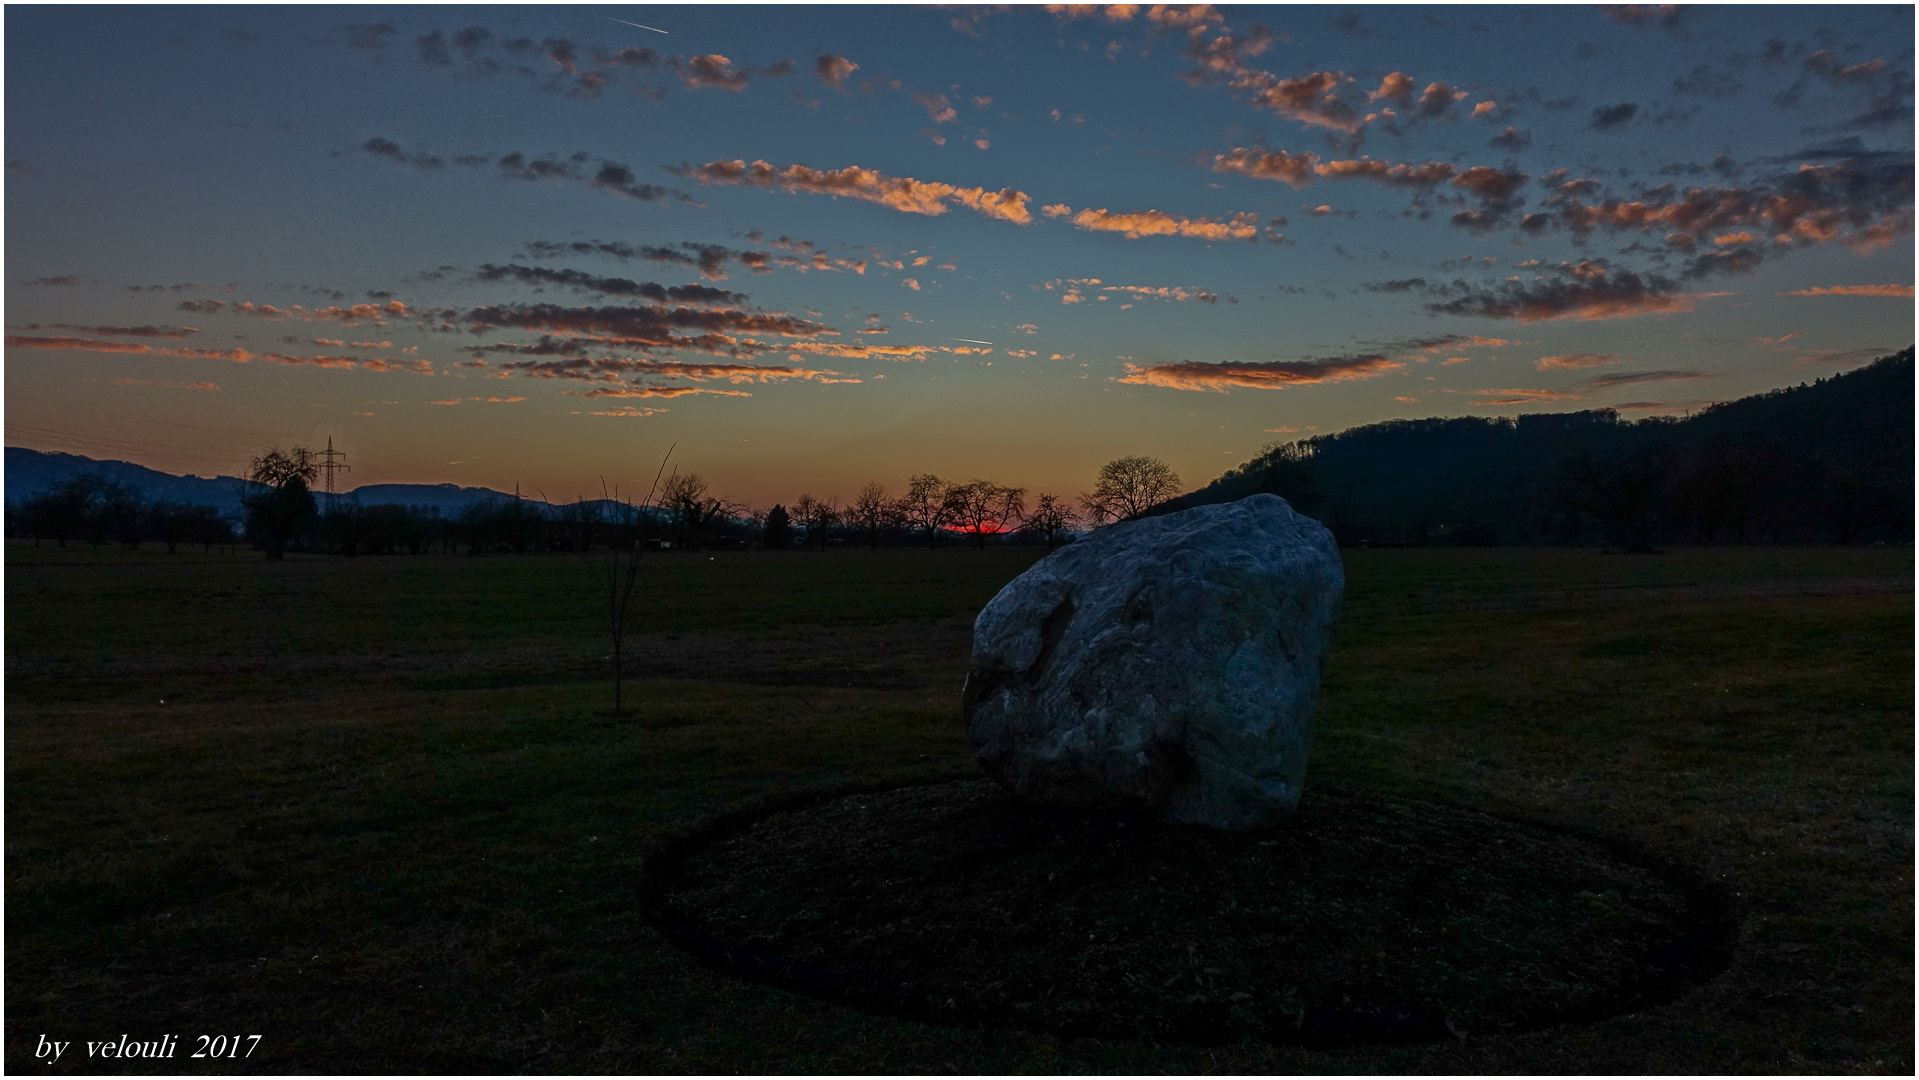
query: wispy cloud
[
  {"left": 520, "top": 237, "right": 866, "bottom": 280},
  {"left": 105, "top": 379, "right": 220, "bottom": 391},
  {"left": 678, "top": 159, "right": 1032, "bottom": 223},
  {"left": 568, "top": 386, "right": 753, "bottom": 398},
  {"left": 587, "top": 406, "right": 668, "bottom": 417},
  {"left": 1426, "top": 262, "right": 1697, "bottom": 322},
  {"left": 1041, "top": 278, "right": 1223, "bottom": 304},
  {"left": 1464, "top": 367, "right": 1712, "bottom": 407},
  {"left": 495, "top": 354, "right": 846, "bottom": 383},
  {"left": 1064, "top": 207, "right": 1260, "bottom": 241},
  {"left": 11, "top": 323, "right": 199, "bottom": 339},
  {"left": 1536, "top": 353, "right": 1632, "bottom": 369},
  {"left": 1778, "top": 283, "right": 1914, "bottom": 297},
  {"left": 5, "top": 334, "right": 432, "bottom": 373},
  {"left": 1116, "top": 353, "right": 1403, "bottom": 391},
  {"left": 475, "top": 264, "right": 747, "bottom": 304},
  {"left": 1536, "top": 158, "right": 1914, "bottom": 254},
  {"left": 1210, "top": 148, "right": 1456, "bottom": 190},
  {"left": 223, "top": 300, "right": 416, "bottom": 326}
]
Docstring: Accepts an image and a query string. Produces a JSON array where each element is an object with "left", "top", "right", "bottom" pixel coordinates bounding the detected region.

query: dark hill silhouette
[
  {"left": 4, "top": 448, "right": 517, "bottom": 516},
  {"left": 1154, "top": 347, "right": 1914, "bottom": 546},
  {"left": 4, "top": 449, "right": 253, "bottom": 514}
]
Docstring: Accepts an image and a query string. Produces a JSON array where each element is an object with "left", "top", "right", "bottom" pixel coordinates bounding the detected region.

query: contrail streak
[
  {"left": 951, "top": 338, "right": 994, "bottom": 345},
  {"left": 601, "top": 16, "right": 668, "bottom": 34}
]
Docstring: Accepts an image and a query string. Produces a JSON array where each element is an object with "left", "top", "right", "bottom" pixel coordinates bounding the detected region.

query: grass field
[{"left": 5, "top": 541, "right": 1912, "bottom": 1073}]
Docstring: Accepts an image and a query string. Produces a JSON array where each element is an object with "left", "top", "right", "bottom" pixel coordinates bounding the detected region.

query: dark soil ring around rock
[{"left": 639, "top": 776, "right": 1737, "bottom": 1048}]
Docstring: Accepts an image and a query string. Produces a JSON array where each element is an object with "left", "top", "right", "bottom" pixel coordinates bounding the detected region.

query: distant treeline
[
  {"left": 1155, "top": 347, "right": 1914, "bottom": 547},
  {"left": 2, "top": 477, "right": 1066, "bottom": 555}
]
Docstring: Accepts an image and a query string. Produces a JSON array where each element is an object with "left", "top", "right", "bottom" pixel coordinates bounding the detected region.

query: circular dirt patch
[{"left": 641, "top": 778, "right": 1735, "bottom": 1046}]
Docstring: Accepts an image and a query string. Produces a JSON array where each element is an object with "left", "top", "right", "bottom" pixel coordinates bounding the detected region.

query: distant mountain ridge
[{"left": 3, "top": 448, "right": 516, "bottom": 515}]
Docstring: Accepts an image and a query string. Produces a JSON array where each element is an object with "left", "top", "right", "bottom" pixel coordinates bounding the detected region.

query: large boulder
[{"left": 962, "top": 494, "right": 1342, "bottom": 829}]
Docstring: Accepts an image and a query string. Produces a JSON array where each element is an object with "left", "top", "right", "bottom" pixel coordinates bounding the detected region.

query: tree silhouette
[
  {"left": 850, "top": 481, "right": 892, "bottom": 549},
  {"left": 897, "top": 474, "right": 952, "bottom": 549},
  {"left": 945, "top": 480, "right": 1026, "bottom": 548},
  {"left": 1020, "top": 492, "right": 1078, "bottom": 549},
  {"left": 762, "top": 504, "right": 793, "bottom": 549},
  {"left": 794, "top": 492, "right": 840, "bottom": 549},
  {"left": 1080, "top": 455, "right": 1181, "bottom": 524},
  {"left": 243, "top": 447, "right": 318, "bottom": 560},
  {"left": 660, "top": 471, "right": 742, "bottom": 550}
]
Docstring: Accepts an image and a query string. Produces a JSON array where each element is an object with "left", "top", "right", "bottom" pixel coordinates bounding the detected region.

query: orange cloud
[
  {"left": 682, "top": 159, "right": 1032, "bottom": 223},
  {"left": 6, "top": 334, "right": 261, "bottom": 364},
  {"left": 569, "top": 386, "right": 753, "bottom": 399},
  {"left": 1116, "top": 353, "right": 1403, "bottom": 391},
  {"left": 504, "top": 354, "right": 847, "bottom": 382},
  {"left": 1210, "top": 148, "right": 1317, "bottom": 187},
  {"left": 1069, "top": 207, "right": 1260, "bottom": 241},
  {"left": 1047, "top": 278, "right": 1221, "bottom": 304},
  {"left": 1047, "top": 5, "right": 1226, "bottom": 30},
  {"left": 1317, "top": 158, "right": 1457, "bottom": 188},
  {"left": 588, "top": 406, "right": 668, "bottom": 417},
  {"left": 678, "top": 54, "right": 749, "bottom": 91},
  {"left": 1778, "top": 284, "right": 1915, "bottom": 297},
  {"left": 1536, "top": 353, "right": 1631, "bottom": 370},
  {"left": 1466, "top": 387, "right": 1585, "bottom": 406},
  {"left": 357, "top": 357, "right": 434, "bottom": 374},
  {"left": 1210, "top": 148, "right": 1457, "bottom": 190},
  {"left": 1369, "top": 71, "right": 1414, "bottom": 103},
  {"left": 226, "top": 299, "right": 413, "bottom": 325},
  {"left": 110, "top": 379, "right": 219, "bottom": 390},
  {"left": 1241, "top": 70, "right": 1359, "bottom": 132},
  {"left": 1403, "top": 334, "right": 1511, "bottom": 352}
]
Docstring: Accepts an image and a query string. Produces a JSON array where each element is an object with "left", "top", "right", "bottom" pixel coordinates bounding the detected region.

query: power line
[
  {"left": 6, "top": 422, "right": 250, "bottom": 461},
  {"left": 8, "top": 394, "right": 283, "bottom": 439}
]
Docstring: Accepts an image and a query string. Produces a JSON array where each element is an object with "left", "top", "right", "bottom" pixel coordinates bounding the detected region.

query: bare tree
[
  {"left": 794, "top": 493, "right": 840, "bottom": 549},
  {"left": 1020, "top": 492, "right": 1079, "bottom": 549},
  {"left": 659, "top": 471, "right": 743, "bottom": 550},
  {"left": 244, "top": 447, "right": 319, "bottom": 560},
  {"left": 945, "top": 479, "right": 1027, "bottom": 548},
  {"left": 1080, "top": 455, "right": 1181, "bottom": 524},
  {"left": 850, "top": 480, "right": 893, "bottom": 549},
  {"left": 595, "top": 447, "right": 673, "bottom": 715},
  {"left": 896, "top": 473, "right": 952, "bottom": 549}
]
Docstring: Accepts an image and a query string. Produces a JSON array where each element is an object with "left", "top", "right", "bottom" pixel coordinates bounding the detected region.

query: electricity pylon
[{"left": 317, "top": 436, "right": 350, "bottom": 512}]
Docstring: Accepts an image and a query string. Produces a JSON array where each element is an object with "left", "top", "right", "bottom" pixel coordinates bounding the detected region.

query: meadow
[{"left": 4, "top": 540, "right": 1912, "bottom": 1073}]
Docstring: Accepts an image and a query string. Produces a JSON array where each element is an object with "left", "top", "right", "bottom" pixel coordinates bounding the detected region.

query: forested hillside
[{"left": 1157, "top": 347, "right": 1914, "bottom": 547}]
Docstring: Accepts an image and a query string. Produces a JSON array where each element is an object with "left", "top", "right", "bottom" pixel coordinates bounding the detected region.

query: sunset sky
[{"left": 7, "top": 4, "right": 1913, "bottom": 507}]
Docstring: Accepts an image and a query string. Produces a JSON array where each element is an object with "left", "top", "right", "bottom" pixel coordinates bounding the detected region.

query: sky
[{"left": 6, "top": 3, "right": 1913, "bottom": 507}]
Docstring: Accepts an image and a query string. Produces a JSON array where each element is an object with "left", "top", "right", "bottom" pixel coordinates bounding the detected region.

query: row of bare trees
[
  {"left": 758, "top": 456, "right": 1182, "bottom": 551},
  {"left": 10, "top": 475, "right": 236, "bottom": 552},
  {"left": 11, "top": 452, "right": 1187, "bottom": 558}
]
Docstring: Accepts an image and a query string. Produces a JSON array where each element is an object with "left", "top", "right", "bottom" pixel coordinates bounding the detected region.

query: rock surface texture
[{"left": 963, "top": 494, "right": 1342, "bottom": 829}]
